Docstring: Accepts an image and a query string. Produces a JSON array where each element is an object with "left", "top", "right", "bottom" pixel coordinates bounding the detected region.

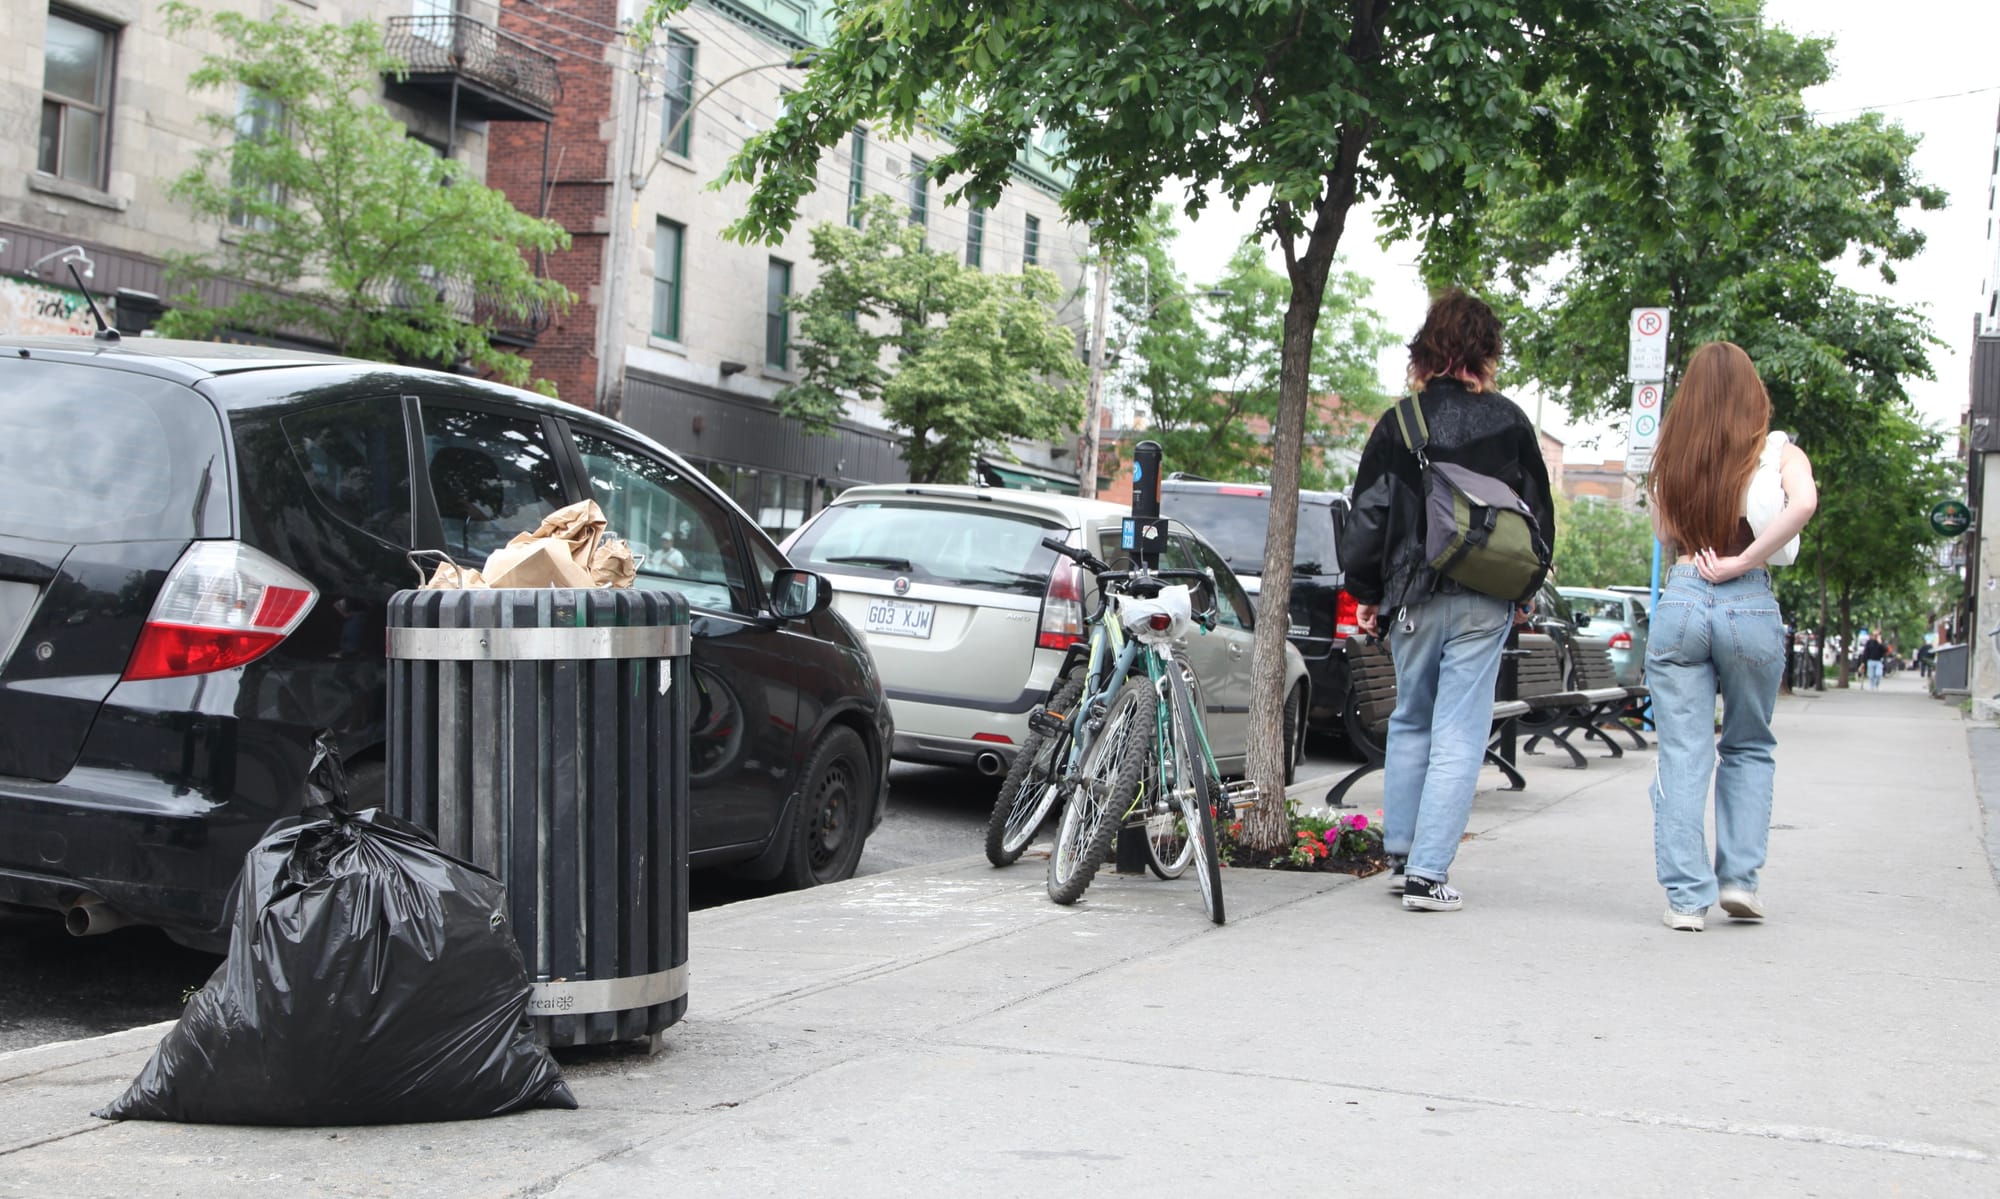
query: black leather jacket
[{"left": 1342, "top": 378, "right": 1557, "bottom": 609}]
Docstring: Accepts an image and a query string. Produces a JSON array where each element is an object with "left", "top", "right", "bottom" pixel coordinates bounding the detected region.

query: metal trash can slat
[{"left": 386, "top": 587, "right": 690, "bottom": 1049}]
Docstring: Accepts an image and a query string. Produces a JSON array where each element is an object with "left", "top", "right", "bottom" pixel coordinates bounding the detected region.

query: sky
[{"left": 1167, "top": 1, "right": 2000, "bottom": 464}]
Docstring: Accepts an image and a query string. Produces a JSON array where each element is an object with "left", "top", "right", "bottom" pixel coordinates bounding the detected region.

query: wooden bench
[
  {"left": 1322, "top": 635, "right": 1530, "bottom": 807},
  {"left": 1516, "top": 634, "right": 1638, "bottom": 766}
]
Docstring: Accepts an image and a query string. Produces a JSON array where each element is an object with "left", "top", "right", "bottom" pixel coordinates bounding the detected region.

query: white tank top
[{"left": 1744, "top": 431, "right": 1798, "bottom": 566}]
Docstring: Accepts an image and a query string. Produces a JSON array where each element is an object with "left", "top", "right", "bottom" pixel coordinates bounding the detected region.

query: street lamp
[{"left": 633, "top": 54, "right": 815, "bottom": 190}]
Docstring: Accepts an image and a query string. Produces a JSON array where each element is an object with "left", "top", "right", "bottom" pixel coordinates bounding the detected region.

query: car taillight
[
  {"left": 1608, "top": 631, "right": 1633, "bottom": 650},
  {"left": 1334, "top": 589, "right": 1361, "bottom": 640},
  {"left": 123, "top": 542, "right": 319, "bottom": 681},
  {"left": 1037, "top": 557, "right": 1085, "bottom": 651}
]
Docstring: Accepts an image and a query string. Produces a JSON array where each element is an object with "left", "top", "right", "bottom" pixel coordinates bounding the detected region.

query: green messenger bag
[{"left": 1393, "top": 396, "right": 1549, "bottom": 603}]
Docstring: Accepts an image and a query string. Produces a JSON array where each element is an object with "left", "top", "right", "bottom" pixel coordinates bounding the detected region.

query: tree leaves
[
  {"left": 780, "top": 196, "right": 1084, "bottom": 483},
  {"left": 154, "top": 4, "right": 572, "bottom": 392}
]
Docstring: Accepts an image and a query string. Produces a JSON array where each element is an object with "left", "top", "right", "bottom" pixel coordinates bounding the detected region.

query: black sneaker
[
  {"left": 1385, "top": 855, "right": 1407, "bottom": 894},
  {"left": 1403, "top": 876, "right": 1462, "bottom": 912}
]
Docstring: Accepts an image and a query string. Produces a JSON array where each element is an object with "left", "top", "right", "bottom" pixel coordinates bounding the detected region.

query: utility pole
[{"left": 1077, "top": 247, "right": 1113, "bottom": 499}]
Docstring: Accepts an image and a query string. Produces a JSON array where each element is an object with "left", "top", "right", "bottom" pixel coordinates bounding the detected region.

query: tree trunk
[{"left": 1241, "top": 218, "right": 1349, "bottom": 848}]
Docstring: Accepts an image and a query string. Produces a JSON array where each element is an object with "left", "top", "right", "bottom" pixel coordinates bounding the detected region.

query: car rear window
[
  {"left": 1160, "top": 490, "right": 1340, "bottom": 578},
  {"left": 788, "top": 501, "right": 1063, "bottom": 596},
  {"left": 1569, "top": 595, "right": 1630, "bottom": 624},
  {"left": 0, "top": 358, "right": 228, "bottom": 542}
]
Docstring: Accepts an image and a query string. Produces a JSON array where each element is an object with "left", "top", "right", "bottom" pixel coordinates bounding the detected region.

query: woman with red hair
[{"left": 1646, "top": 341, "right": 1818, "bottom": 932}]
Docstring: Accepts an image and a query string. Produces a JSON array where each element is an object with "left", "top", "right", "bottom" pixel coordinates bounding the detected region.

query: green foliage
[
  {"left": 677, "top": 0, "right": 1731, "bottom": 844},
  {"left": 1109, "top": 212, "right": 1395, "bottom": 485},
  {"left": 155, "top": 4, "right": 572, "bottom": 392},
  {"left": 1468, "top": 2, "right": 1949, "bottom": 652},
  {"left": 1551, "top": 495, "right": 1655, "bottom": 589},
  {"left": 781, "top": 195, "right": 1084, "bottom": 483}
]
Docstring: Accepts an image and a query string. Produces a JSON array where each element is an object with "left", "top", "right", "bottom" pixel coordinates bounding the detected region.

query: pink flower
[
  {"left": 1323, "top": 828, "right": 1340, "bottom": 846},
  {"left": 1348, "top": 813, "right": 1369, "bottom": 831}
]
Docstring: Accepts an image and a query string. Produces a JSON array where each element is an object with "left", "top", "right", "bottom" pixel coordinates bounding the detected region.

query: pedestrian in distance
[
  {"left": 1342, "top": 289, "right": 1556, "bottom": 913},
  {"left": 1645, "top": 341, "right": 1818, "bottom": 933},
  {"left": 1863, "top": 635, "right": 1888, "bottom": 690},
  {"left": 1916, "top": 641, "right": 1934, "bottom": 678}
]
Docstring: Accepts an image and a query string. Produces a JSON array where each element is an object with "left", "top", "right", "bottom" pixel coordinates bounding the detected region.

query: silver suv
[{"left": 782, "top": 485, "right": 1310, "bottom": 781}]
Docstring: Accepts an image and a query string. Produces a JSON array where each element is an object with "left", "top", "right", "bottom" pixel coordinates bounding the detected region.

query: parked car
[
  {"left": 1557, "top": 586, "right": 1649, "bottom": 686},
  {"left": 1158, "top": 477, "right": 1357, "bottom": 735},
  {"left": 0, "top": 337, "right": 891, "bottom": 950},
  {"left": 780, "top": 485, "right": 1311, "bottom": 782}
]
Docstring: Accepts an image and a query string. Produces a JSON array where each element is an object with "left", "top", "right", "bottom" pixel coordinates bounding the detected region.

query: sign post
[
  {"left": 1629, "top": 308, "right": 1671, "bottom": 730},
  {"left": 1929, "top": 499, "right": 1972, "bottom": 539}
]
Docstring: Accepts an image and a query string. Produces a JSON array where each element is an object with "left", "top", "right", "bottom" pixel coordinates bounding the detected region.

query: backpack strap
[{"left": 1392, "top": 396, "right": 1431, "bottom": 467}]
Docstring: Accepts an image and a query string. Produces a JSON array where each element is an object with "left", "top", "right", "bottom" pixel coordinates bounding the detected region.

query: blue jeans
[
  {"left": 1381, "top": 589, "right": 1513, "bottom": 883},
  {"left": 1646, "top": 566, "right": 1784, "bottom": 913},
  {"left": 1866, "top": 659, "right": 1883, "bottom": 689}
]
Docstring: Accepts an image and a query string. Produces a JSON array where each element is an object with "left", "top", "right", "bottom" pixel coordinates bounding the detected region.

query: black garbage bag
[{"left": 97, "top": 735, "right": 577, "bottom": 1124}]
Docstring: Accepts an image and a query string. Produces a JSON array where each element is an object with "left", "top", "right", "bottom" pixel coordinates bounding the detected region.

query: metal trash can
[
  {"left": 1933, "top": 643, "right": 1968, "bottom": 696},
  {"left": 385, "top": 587, "right": 691, "bottom": 1050}
]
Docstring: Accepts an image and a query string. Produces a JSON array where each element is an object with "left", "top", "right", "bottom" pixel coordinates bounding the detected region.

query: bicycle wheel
[
  {"left": 1048, "top": 679, "right": 1151, "bottom": 905},
  {"left": 986, "top": 676, "right": 1084, "bottom": 866},
  {"left": 1143, "top": 662, "right": 1200, "bottom": 879},
  {"left": 1162, "top": 659, "right": 1225, "bottom": 925}
]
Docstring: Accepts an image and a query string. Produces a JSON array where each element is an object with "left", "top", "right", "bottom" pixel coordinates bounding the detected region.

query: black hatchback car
[
  {"left": 0, "top": 337, "right": 891, "bottom": 949},
  {"left": 1159, "top": 477, "right": 1358, "bottom": 736}
]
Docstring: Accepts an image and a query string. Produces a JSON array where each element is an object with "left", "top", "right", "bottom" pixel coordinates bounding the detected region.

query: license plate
[{"left": 864, "top": 597, "right": 936, "bottom": 639}]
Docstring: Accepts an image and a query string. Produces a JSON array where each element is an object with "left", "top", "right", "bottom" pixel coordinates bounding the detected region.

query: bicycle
[{"left": 987, "top": 534, "right": 1238, "bottom": 923}]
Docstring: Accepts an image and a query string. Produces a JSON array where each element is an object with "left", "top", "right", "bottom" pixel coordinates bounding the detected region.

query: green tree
[
  {"left": 1109, "top": 222, "right": 1394, "bottom": 485},
  {"left": 1467, "top": 2, "right": 1949, "bottom": 688},
  {"left": 781, "top": 195, "right": 1084, "bottom": 483},
  {"left": 156, "top": 4, "right": 572, "bottom": 392},
  {"left": 670, "top": 0, "right": 1731, "bottom": 844},
  {"left": 1552, "top": 496, "right": 1654, "bottom": 590}
]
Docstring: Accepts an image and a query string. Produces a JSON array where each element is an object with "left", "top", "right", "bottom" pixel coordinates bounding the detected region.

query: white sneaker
[
  {"left": 1662, "top": 908, "right": 1706, "bottom": 932},
  {"left": 1718, "top": 887, "right": 1765, "bottom": 919}
]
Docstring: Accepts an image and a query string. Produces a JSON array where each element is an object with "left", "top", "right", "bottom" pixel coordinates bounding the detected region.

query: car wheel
[
  {"left": 778, "top": 726, "right": 873, "bottom": 889},
  {"left": 1282, "top": 684, "right": 1304, "bottom": 787}
]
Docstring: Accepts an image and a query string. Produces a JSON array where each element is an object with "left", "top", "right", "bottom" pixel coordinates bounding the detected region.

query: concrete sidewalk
[{"left": 3, "top": 673, "right": 1994, "bottom": 1197}]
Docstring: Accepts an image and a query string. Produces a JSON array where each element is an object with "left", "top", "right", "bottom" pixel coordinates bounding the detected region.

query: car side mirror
[
  {"left": 1573, "top": 613, "right": 1592, "bottom": 629},
  {"left": 770, "top": 568, "right": 831, "bottom": 620}
]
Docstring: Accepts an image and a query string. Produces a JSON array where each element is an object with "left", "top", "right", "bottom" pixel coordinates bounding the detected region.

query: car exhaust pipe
[
  {"left": 974, "top": 751, "right": 1006, "bottom": 778},
  {"left": 65, "top": 896, "right": 132, "bottom": 937}
]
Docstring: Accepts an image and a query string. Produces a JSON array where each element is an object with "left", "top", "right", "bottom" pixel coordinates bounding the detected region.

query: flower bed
[{"left": 1218, "top": 807, "right": 1391, "bottom": 876}]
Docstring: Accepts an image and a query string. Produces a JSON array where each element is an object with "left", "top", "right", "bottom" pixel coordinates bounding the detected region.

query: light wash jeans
[
  {"left": 1866, "top": 659, "right": 1884, "bottom": 689},
  {"left": 1381, "top": 588, "right": 1513, "bottom": 883},
  {"left": 1646, "top": 565, "right": 1785, "bottom": 914}
]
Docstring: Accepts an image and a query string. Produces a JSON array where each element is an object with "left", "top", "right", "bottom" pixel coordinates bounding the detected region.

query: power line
[{"left": 1811, "top": 82, "right": 2000, "bottom": 119}]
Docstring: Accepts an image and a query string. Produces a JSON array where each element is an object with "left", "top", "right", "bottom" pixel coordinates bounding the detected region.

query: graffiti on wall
[{"left": 0, "top": 276, "right": 116, "bottom": 336}]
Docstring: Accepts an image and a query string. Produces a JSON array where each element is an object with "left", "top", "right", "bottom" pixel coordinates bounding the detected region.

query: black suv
[
  {"left": 1159, "top": 477, "right": 1357, "bottom": 734},
  {"left": 0, "top": 338, "right": 891, "bottom": 949}
]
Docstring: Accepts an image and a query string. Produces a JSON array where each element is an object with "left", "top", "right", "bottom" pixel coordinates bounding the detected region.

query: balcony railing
[{"left": 384, "top": 15, "right": 562, "bottom": 119}]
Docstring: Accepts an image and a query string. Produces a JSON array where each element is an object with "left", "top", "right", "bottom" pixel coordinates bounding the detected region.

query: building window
[
  {"left": 40, "top": 9, "right": 115, "bottom": 188},
  {"left": 908, "top": 156, "right": 928, "bottom": 229},
  {"left": 228, "top": 86, "right": 285, "bottom": 230},
  {"left": 661, "top": 31, "right": 696, "bottom": 157},
  {"left": 846, "top": 128, "right": 867, "bottom": 226},
  {"left": 966, "top": 204, "right": 986, "bottom": 268},
  {"left": 1024, "top": 214, "right": 1041, "bottom": 268},
  {"left": 653, "top": 219, "right": 684, "bottom": 342},
  {"left": 766, "top": 259, "right": 792, "bottom": 370}
]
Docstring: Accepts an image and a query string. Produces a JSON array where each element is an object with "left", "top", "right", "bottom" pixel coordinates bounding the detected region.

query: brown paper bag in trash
[
  {"left": 487, "top": 499, "right": 635, "bottom": 589},
  {"left": 422, "top": 561, "right": 489, "bottom": 590},
  {"left": 481, "top": 537, "right": 597, "bottom": 589}
]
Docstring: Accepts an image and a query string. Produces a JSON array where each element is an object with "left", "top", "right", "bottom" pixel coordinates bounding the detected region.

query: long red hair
[{"left": 1648, "top": 341, "right": 1770, "bottom": 553}]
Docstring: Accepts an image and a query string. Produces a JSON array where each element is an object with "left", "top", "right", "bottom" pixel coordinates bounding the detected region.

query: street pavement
[{"left": 2, "top": 671, "right": 1993, "bottom": 1197}]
